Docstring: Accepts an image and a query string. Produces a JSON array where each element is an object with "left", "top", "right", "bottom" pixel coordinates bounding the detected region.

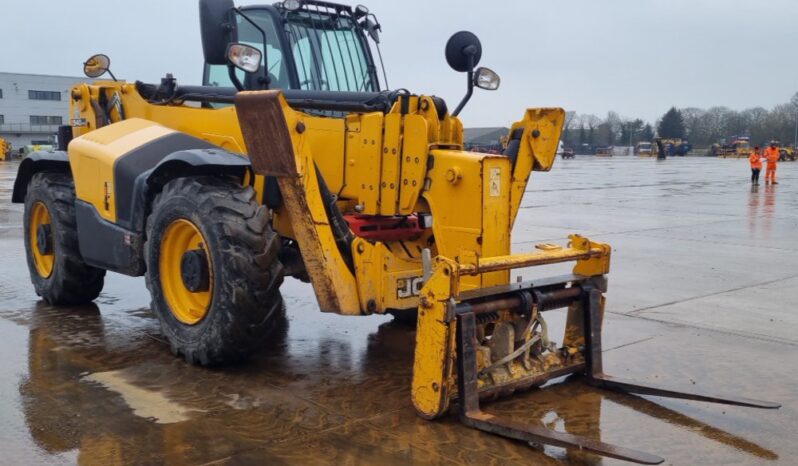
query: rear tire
[
  {"left": 144, "top": 176, "right": 284, "bottom": 366},
  {"left": 23, "top": 173, "right": 105, "bottom": 305}
]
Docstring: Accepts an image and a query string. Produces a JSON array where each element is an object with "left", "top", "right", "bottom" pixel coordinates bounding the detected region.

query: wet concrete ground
[{"left": 0, "top": 156, "right": 796, "bottom": 465}]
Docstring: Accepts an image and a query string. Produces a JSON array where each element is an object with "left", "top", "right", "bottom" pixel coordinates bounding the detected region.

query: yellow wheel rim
[
  {"left": 159, "top": 219, "right": 213, "bottom": 325},
  {"left": 30, "top": 201, "right": 54, "bottom": 278}
]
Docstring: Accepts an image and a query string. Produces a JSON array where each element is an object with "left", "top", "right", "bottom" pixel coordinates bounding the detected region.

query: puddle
[{"left": 82, "top": 370, "right": 199, "bottom": 424}]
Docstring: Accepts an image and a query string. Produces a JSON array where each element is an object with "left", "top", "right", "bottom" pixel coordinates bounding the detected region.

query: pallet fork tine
[
  {"left": 453, "top": 284, "right": 779, "bottom": 465},
  {"left": 603, "top": 391, "right": 779, "bottom": 460},
  {"left": 580, "top": 286, "right": 779, "bottom": 410},
  {"left": 456, "top": 310, "right": 665, "bottom": 465}
]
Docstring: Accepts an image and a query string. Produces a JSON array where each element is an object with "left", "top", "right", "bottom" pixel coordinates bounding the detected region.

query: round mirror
[
  {"left": 83, "top": 54, "right": 110, "bottom": 78},
  {"left": 445, "top": 31, "right": 482, "bottom": 73}
]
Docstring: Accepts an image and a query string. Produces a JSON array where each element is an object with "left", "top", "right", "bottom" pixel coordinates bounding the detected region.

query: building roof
[
  {"left": 464, "top": 127, "right": 509, "bottom": 145},
  {"left": 0, "top": 71, "right": 90, "bottom": 80}
]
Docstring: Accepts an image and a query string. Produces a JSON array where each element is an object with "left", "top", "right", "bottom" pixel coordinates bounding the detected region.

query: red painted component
[{"left": 344, "top": 214, "right": 425, "bottom": 242}]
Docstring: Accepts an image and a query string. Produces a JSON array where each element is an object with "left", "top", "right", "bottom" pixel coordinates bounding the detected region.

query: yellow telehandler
[{"left": 11, "top": 1, "right": 778, "bottom": 463}]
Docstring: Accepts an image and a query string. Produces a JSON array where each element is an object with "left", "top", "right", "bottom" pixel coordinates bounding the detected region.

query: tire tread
[
  {"left": 144, "top": 176, "right": 283, "bottom": 366},
  {"left": 24, "top": 173, "right": 105, "bottom": 305}
]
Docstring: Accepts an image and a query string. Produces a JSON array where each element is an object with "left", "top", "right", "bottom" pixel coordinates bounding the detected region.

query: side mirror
[
  {"left": 445, "top": 31, "right": 482, "bottom": 73},
  {"left": 83, "top": 54, "right": 117, "bottom": 81},
  {"left": 474, "top": 67, "right": 500, "bottom": 91},
  {"left": 199, "top": 0, "right": 238, "bottom": 65},
  {"left": 83, "top": 54, "right": 111, "bottom": 78},
  {"left": 446, "top": 31, "right": 491, "bottom": 116},
  {"left": 227, "top": 43, "right": 261, "bottom": 73}
]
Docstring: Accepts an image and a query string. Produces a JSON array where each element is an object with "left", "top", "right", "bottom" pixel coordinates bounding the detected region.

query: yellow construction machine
[
  {"left": 12, "top": 1, "right": 778, "bottom": 463},
  {"left": 774, "top": 141, "right": 796, "bottom": 161},
  {"left": 0, "top": 137, "right": 11, "bottom": 161},
  {"left": 712, "top": 136, "right": 750, "bottom": 158}
]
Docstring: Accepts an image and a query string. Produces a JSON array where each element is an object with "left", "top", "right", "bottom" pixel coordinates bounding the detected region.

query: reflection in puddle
[
  {"left": 82, "top": 370, "right": 199, "bottom": 424},
  {"left": 749, "top": 184, "right": 777, "bottom": 240},
  {"left": 12, "top": 301, "right": 783, "bottom": 465}
]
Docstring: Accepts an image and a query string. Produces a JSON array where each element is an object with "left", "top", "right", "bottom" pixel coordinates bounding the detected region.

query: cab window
[
  {"left": 286, "top": 13, "right": 375, "bottom": 92},
  {"left": 204, "top": 10, "right": 287, "bottom": 90}
]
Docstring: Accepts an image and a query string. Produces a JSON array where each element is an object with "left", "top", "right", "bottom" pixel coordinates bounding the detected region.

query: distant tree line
[
  {"left": 562, "top": 112, "right": 652, "bottom": 148},
  {"left": 561, "top": 92, "right": 798, "bottom": 148}
]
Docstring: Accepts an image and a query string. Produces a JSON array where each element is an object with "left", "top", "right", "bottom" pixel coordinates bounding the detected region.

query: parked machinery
[
  {"left": 634, "top": 141, "right": 655, "bottom": 157},
  {"left": 0, "top": 138, "right": 11, "bottom": 161},
  {"left": 654, "top": 138, "right": 691, "bottom": 157},
  {"left": 711, "top": 136, "right": 750, "bottom": 158},
  {"left": 773, "top": 141, "right": 797, "bottom": 161}
]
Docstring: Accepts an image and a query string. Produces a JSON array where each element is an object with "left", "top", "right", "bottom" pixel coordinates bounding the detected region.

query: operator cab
[
  {"left": 203, "top": 0, "right": 382, "bottom": 93},
  {"left": 83, "top": 0, "right": 500, "bottom": 117},
  {"left": 198, "top": 0, "right": 500, "bottom": 117}
]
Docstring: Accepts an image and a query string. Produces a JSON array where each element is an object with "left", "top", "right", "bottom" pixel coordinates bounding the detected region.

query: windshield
[
  {"left": 285, "top": 8, "right": 376, "bottom": 92},
  {"left": 204, "top": 7, "right": 378, "bottom": 93}
]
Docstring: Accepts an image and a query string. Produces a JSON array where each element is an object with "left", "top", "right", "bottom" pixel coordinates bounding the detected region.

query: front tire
[
  {"left": 23, "top": 173, "right": 105, "bottom": 305},
  {"left": 144, "top": 177, "right": 284, "bottom": 365}
]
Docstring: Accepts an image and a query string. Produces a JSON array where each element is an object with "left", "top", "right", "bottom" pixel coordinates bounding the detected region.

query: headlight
[
  {"left": 474, "top": 67, "right": 500, "bottom": 91},
  {"left": 354, "top": 4, "right": 369, "bottom": 19},
  {"left": 226, "top": 43, "right": 262, "bottom": 73},
  {"left": 283, "top": 0, "right": 302, "bottom": 11}
]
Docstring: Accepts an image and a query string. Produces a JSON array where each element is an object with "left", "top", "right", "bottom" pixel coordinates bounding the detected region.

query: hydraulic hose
[{"left": 314, "top": 165, "right": 355, "bottom": 273}]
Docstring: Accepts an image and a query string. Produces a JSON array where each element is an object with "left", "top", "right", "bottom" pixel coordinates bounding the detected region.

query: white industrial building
[{"left": 0, "top": 72, "right": 89, "bottom": 153}]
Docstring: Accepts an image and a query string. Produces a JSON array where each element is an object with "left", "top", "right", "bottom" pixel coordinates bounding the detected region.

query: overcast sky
[{"left": 2, "top": 0, "right": 796, "bottom": 127}]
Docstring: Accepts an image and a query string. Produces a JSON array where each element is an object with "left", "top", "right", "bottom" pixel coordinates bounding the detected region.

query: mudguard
[
  {"left": 129, "top": 147, "right": 251, "bottom": 231},
  {"left": 11, "top": 151, "right": 70, "bottom": 203},
  {"left": 64, "top": 118, "right": 253, "bottom": 275},
  {"left": 73, "top": 146, "right": 251, "bottom": 276},
  {"left": 75, "top": 147, "right": 250, "bottom": 276}
]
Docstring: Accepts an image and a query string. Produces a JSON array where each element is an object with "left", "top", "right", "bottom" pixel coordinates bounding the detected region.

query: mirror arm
[
  {"left": 234, "top": 7, "right": 269, "bottom": 89},
  {"left": 106, "top": 69, "right": 118, "bottom": 82},
  {"left": 228, "top": 64, "right": 245, "bottom": 91},
  {"left": 452, "top": 53, "right": 476, "bottom": 117}
]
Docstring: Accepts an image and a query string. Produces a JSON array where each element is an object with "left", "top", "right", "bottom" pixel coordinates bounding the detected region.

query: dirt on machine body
[{"left": 11, "top": 1, "right": 779, "bottom": 463}]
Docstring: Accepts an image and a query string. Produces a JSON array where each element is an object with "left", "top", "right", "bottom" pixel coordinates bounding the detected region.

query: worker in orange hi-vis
[
  {"left": 749, "top": 146, "right": 763, "bottom": 185},
  {"left": 764, "top": 141, "right": 780, "bottom": 185}
]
